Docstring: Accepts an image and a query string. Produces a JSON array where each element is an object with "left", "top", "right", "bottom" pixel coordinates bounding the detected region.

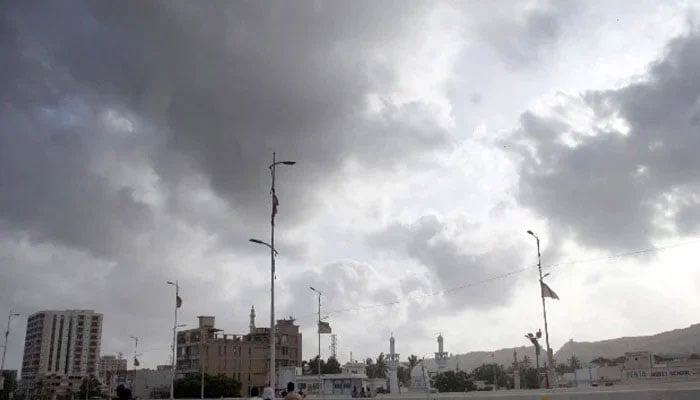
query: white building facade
[{"left": 21, "top": 310, "right": 103, "bottom": 393}]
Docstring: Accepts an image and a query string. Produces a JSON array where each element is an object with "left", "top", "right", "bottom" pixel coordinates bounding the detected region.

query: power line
[{"left": 292, "top": 236, "right": 700, "bottom": 321}]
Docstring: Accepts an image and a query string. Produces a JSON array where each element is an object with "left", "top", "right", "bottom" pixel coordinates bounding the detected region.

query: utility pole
[
  {"left": 527, "top": 230, "right": 552, "bottom": 388},
  {"left": 310, "top": 287, "right": 322, "bottom": 398},
  {"left": 250, "top": 152, "right": 295, "bottom": 392},
  {"left": 1, "top": 311, "right": 20, "bottom": 394},
  {"left": 491, "top": 353, "right": 497, "bottom": 391},
  {"left": 167, "top": 281, "right": 180, "bottom": 400}
]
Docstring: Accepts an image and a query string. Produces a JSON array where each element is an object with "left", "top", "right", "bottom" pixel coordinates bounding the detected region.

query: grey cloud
[
  {"left": 473, "top": 2, "right": 573, "bottom": 67},
  {"left": 1, "top": 0, "right": 451, "bottom": 256},
  {"left": 509, "top": 30, "right": 700, "bottom": 252},
  {"left": 1, "top": 0, "right": 455, "bottom": 369},
  {"left": 280, "top": 259, "right": 444, "bottom": 359},
  {"left": 368, "top": 215, "right": 528, "bottom": 309}
]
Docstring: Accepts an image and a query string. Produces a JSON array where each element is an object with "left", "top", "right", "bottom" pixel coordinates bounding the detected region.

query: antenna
[{"left": 330, "top": 334, "right": 337, "bottom": 358}]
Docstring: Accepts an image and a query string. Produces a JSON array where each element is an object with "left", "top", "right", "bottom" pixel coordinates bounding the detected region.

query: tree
[
  {"left": 397, "top": 366, "right": 411, "bottom": 387},
  {"left": 323, "top": 357, "right": 341, "bottom": 374},
  {"left": 375, "top": 353, "right": 387, "bottom": 379},
  {"left": 174, "top": 373, "right": 241, "bottom": 398},
  {"left": 0, "top": 371, "right": 18, "bottom": 400},
  {"left": 305, "top": 356, "right": 325, "bottom": 375},
  {"left": 430, "top": 371, "right": 473, "bottom": 393},
  {"left": 407, "top": 354, "right": 419, "bottom": 369},
  {"left": 79, "top": 376, "right": 103, "bottom": 399},
  {"left": 689, "top": 354, "right": 700, "bottom": 360},
  {"left": 521, "top": 355, "right": 532, "bottom": 369},
  {"left": 365, "top": 353, "right": 387, "bottom": 379},
  {"left": 470, "top": 364, "right": 508, "bottom": 388},
  {"left": 518, "top": 367, "right": 540, "bottom": 389},
  {"left": 568, "top": 355, "right": 582, "bottom": 371}
]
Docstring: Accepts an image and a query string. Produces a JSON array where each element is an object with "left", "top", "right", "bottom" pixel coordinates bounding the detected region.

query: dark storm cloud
[
  {"left": 1, "top": 0, "right": 451, "bottom": 254},
  {"left": 368, "top": 215, "right": 528, "bottom": 309},
  {"left": 0, "top": 0, "right": 455, "bottom": 368},
  {"left": 509, "top": 30, "right": 700, "bottom": 252}
]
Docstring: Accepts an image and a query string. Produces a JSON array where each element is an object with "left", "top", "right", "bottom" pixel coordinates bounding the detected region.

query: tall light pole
[
  {"left": 250, "top": 152, "right": 295, "bottom": 392},
  {"left": 526, "top": 230, "right": 552, "bottom": 388},
  {"left": 167, "top": 281, "right": 180, "bottom": 400},
  {"left": 309, "top": 287, "right": 322, "bottom": 398},
  {"left": 129, "top": 336, "right": 138, "bottom": 393},
  {"left": 0, "top": 311, "right": 20, "bottom": 392}
]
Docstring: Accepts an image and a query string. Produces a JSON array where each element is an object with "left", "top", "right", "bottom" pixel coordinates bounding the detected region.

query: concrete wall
[{"left": 149, "top": 381, "right": 700, "bottom": 400}]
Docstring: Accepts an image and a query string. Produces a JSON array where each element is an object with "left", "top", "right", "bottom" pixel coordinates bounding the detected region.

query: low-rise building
[
  {"left": 127, "top": 367, "right": 172, "bottom": 399},
  {"left": 295, "top": 362, "right": 386, "bottom": 396},
  {"left": 176, "top": 308, "right": 302, "bottom": 396}
]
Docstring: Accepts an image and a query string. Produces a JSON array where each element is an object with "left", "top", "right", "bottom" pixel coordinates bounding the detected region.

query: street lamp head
[
  {"left": 249, "top": 238, "right": 264, "bottom": 244},
  {"left": 12, "top": 313, "right": 20, "bottom": 317},
  {"left": 527, "top": 230, "right": 534, "bottom": 236},
  {"left": 282, "top": 161, "right": 296, "bottom": 165},
  {"left": 166, "top": 281, "right": 175, "bottom": 285}
]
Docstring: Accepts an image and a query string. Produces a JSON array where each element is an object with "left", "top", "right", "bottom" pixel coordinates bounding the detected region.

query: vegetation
[
  {"left": 430, "top": 370, "right": 474, "bottom": 392},
  {"left": 397, "top": 366, "right": 410, "bottom": 387},
  {"left": 174, "top": 373, "right": 241, "bottom": 398},
  {"left": 78, "top": 376, "right": 103, "bottom": 399},
  {"left": 470, "top": 363, "right": 509, "bottom": 387},
  {"left": 0, "top": 372, "right": 18, "bottom": 400},
  {"left": 365, "top": 353, "right": 387, "bottom": 379},
  {"left": 303, "top": 356, "right": 342, "bottom": 374}
]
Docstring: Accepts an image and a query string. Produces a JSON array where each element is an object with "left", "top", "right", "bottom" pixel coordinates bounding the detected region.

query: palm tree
[
  {"left": 408, "top": 354, "right": 419, "bottom": 369},
  {"left": 375, "top": 353, "right": 388, "bottom": 378}
]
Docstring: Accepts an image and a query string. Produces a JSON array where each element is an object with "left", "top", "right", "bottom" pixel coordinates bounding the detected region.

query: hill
[
  {"left": 421, "top": 323, "right": 700, "bottom": 372},
  {"left": 554, "top": 323, "right": 700, "bottom": 364}
]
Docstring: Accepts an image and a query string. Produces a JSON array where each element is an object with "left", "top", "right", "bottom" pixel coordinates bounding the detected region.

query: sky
[{"left": 3, "top": 0, "right": 700, "bottom": 372}]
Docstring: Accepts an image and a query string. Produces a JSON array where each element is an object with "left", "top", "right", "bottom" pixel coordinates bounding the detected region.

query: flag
[
  {"left": 176, "top": 295, "right": 183, "bottom": 308},
  {"left": 318, "top": 321, "right": 331, "bottom": 334},
  {"left": 541, "top": 281, "right": 560, "bottom": 300},
  {"left": 272, "top": 193, "right": 279, "bottom": 216},
  {"left": 134, "top": 357, "right": 140, "bottom": 367}
]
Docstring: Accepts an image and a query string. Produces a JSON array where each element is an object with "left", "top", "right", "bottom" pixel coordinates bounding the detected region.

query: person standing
[
  {"left": 283, "top": 382, "right": 301, "bottom": 400},
  {"left": 262, "top": 387, "right": 275, "bottom": 400}
]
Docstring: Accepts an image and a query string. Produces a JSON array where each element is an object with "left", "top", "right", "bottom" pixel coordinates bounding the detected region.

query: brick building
[{"left": 176, "top": 307, "right": 301, "bottom": 396}]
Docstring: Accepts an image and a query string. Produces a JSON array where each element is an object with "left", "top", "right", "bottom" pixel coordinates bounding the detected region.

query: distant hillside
[
  {"left": 421, "top": 323, "right": 700, "bottom": 372},
  {"left": 553, "top": 323, "right": 700, "bottom": 364}
]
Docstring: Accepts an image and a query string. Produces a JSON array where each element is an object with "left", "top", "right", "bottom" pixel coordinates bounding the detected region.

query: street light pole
[
  {"left": 527, "top": 230, "right": 552, "bottom": 388},
  {"left": 251, "top": 152, "right": 295, "bottom": 392},
  {"left": 129, "top": 336, "right": 138, "bottom": 393},
  {"left": 167, "top": 281, "right": 180, "bottom": 400},
  {"left": 309, "top": 287, "right": 322, "bottom": 398},
  {"left": 0, "top": 311, "right": 20, "bottom": 392}
]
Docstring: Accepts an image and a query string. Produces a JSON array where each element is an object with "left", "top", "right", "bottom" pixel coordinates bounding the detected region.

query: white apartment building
[{"left": 21, "top": 309, "right": 103, "bottom": 391}]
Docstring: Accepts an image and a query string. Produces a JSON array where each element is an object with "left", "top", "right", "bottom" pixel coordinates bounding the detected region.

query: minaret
[
  {"left": 249, "top": 305, "right": 256, "bottom": 333},
  {"left": 435, "top": 333, "right": 448, "bottom": 373},
  {"left": 387, "top": 333, "right": 400, "bottom": 393}
]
